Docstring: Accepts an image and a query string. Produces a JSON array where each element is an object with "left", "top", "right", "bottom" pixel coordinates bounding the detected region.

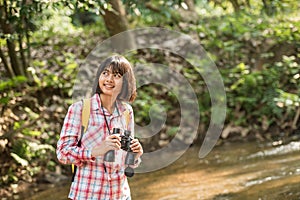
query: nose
[{"left": 106, "top": 73, "right": 114, "bottom": 82}]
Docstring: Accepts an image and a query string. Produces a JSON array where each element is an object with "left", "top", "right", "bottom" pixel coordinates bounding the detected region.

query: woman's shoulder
[
  {"left": 118, "top": 101, "right": 133, "bottom": 113},
  {"left": 72, "top": 99, "right": 84, "bottom": 107},
  {"left": 71, "top": 94, "right": 96, "bottom": 108},
  {"left": 66, "top": 98, "right": 84, "bottom": 113}
]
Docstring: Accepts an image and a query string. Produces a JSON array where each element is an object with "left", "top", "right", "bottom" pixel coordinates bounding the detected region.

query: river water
[{"left": 24, "top": 140, "right": 300, "bottom": 200}]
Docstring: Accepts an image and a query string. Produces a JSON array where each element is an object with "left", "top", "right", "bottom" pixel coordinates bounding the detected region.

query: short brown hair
[{"left": 92, "top": 55, "right": 137, "bottom": 102}]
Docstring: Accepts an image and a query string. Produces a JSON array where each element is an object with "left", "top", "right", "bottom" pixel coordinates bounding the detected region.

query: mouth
[{"left": 103, "top": 84, "right": 115, "bottom": 89}]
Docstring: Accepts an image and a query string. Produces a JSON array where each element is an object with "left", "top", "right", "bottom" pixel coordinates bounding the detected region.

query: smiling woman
[
  {"left": 100, "top": 68, "right": 123, "bottom": 93},
  {"left": 56, "top": 54, "right": 143, "bottom": 200},
  {"left": 92, "top": 55, "right": 137, "bottom": 105}
]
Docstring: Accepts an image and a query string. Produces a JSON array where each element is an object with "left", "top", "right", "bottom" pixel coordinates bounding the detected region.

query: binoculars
[{"left": 104, "top": 128, "right": 136, "bottom": 177}]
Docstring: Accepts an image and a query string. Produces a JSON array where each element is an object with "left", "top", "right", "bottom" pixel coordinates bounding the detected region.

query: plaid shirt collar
[{"left": 92, "top": 93, "right": 128, "bottom": 116}]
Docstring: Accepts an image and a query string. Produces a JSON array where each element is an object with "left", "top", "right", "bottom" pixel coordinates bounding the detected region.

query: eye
[
  {"left": 114, "top": 73, "right": 122, "bottom": 79},
  {"left": 102, "top": 70, "right": 109, "bottom": 76}
]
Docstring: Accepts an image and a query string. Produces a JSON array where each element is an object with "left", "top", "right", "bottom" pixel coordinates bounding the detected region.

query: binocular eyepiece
[{"left": 104, "top": 128, "right": 136, "bottom": 177}]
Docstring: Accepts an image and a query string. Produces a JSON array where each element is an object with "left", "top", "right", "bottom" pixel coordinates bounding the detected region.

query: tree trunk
[
  {"left": 0, "top": 0, "right": 33, "bottom": 79},
  {"left": 262, "top": 0, "right": 276, "bottom": 15},
  {"left": 7, "top": 39, "right": 24, "bottom": 76},
  {"left": 184, "top": 0, "right": 195, "bottom": 11},
  {"left": 0, "top": 1, "right": 23, "bottom": 77},
  {"left": 100, "top": 0, "right": 135, "bottom": 52},
  {"left": 18, "top": 34, "right": 27, "bottom": 76},
  {"left": 229, "top": 0, "right": 240, "bottom": 13}
]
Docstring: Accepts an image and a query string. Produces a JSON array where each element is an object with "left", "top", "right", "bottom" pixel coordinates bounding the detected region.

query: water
[{"left": 23, "top": 140, "right": 300, "bottom": 200}]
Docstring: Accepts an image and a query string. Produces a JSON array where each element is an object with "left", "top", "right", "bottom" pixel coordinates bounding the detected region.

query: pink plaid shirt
[{"left": 57, "top": 94, "right": 139, "bottom": 200}]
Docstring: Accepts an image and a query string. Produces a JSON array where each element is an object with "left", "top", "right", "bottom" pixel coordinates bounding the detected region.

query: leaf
[
  {"left": 23, "top": 129, "right": 42, "bottom": 137},
  {"left": 167, "top": 126, "right": 179, "bottom": 136},
  {"left": 10, "top": 153, "right": 29, "bottom": 167}
]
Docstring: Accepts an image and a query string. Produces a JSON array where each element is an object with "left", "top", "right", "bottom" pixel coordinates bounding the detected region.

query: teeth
[{"left": 104, "top": 84, "right": 114, "bottom": 88}]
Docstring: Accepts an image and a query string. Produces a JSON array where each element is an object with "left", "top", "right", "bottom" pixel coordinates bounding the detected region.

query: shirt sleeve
[{"left": 56, "top": 101, "right": 95, "bottom": 166}]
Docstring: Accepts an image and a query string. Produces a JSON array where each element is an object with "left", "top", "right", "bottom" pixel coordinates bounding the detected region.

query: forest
[{"left": 0, "top": 0, "right": 299, "bottom": 199}]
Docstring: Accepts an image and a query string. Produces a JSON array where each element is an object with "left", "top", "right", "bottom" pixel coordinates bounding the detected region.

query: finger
[
  {"left": 131, "top": 139, "right": 138, "bottom": 143},
  {"left": 115, "top": 142, "right": 121, "bottom": 149},
  {"left": 106, "top": 136, "right": 120, "bottom": 144},
  {"left": 112, "top": 139, "right": 121, "bottom": 146},
  {"left": 110, "top": 134, "right": 121, "bottom": 140},
  {"left": 130, "top": 140, "right": 139, "bottom": 147},
  {"left": 130, "top": 143, "right": 137, "bottom": 149},
  {"left": 109, "top": 142, "right": 120, "bottom": 150},
  {"left": 131, "top": 143, "right": 141, "bottom": 151}
]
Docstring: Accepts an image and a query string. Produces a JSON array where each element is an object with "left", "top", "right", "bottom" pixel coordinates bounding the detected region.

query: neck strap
[{"left": 100, "top": 101, "right": 120, "bottom": 135}]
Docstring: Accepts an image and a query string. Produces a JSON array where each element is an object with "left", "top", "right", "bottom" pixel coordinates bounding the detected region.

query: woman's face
[{"left": 99, "top": 66, "right": 123, "bottom": 99}]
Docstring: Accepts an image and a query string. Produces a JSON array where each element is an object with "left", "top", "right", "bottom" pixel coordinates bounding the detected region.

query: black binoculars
[{"left": 104, "top": 128, "right": 136, "bottom": 177}]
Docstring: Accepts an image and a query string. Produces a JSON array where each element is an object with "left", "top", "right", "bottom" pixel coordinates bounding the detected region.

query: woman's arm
[{"left": 56, "top": 102, "right": 95, "bottom": 166}]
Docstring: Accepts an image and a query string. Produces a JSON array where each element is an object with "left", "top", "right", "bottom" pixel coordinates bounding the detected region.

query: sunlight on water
[{"left": 246, "top": 141, "right": 300, "bottom": 159}]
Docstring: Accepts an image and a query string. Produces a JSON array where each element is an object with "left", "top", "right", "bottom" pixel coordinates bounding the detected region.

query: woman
[{"left": 57, "top": 55, "right": 143, "bottom": 200}]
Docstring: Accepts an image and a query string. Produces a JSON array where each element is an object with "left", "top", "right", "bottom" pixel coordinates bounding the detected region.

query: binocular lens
[{"left": 125, "top": 166, "right": 134, "bottom": 177}]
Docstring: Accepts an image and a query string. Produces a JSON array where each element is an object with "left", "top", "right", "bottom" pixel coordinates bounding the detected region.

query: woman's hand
[
  {"left": 130, "top": 139, "right": 143, "bottom": 157},
  {"left": 91, "top": 134, "right": 121, "bottom": 157}
]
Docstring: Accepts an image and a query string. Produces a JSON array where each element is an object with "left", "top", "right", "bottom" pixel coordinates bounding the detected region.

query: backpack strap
[
  {"left": 121, "top": 102, "right": 131, "bottom": 131},
  {"left": 76, "top": 98, "right": 91, "bottom": 147},
  {"left": 71, "top": 98, "right": 90, "bottom": 180},
  {"left": 81, "top": 98, "right": 91, "bottom": 133}
]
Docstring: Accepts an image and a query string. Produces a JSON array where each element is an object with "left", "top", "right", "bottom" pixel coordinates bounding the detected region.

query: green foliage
[
  {"left": 191, "top": 10, "right": 299, "bottom": 66},
  {"left": 183, "top": 6, "right": 299, "bottom": 132},
  {"left": 133, "top": 84, "right": 175, "bottom": 126},
  {"left": 166, "top": 126, "right": 179, "bottom": 136},
  {"left": 11, "top": 139, "right": 30, "bottom": 162},
  {"left": 275, "top": 89, "right": 300, "bottom": 107},
  {"left": 0, "top": 0, "right": 58, "bottom": 78},
  {"left": 124, "top": 0, "right": 184, "bottom": 27},
  {"left": 225, "top": 53, "right": 299, "bottom": 127},
  {"left": 273, "top": 56, "right": 300, "bottom": 107},
  {"left": 0, "top": 76, "right": 27, "bottom": 104},
  {"left": 0, "top": 76, "right": 27, "bottom": 91},
  {"left": 8, "top": 137, "right": 55, "bottom": 185},
  {"left": 0, "top": 1, "right": 106, "bottom": 188}
]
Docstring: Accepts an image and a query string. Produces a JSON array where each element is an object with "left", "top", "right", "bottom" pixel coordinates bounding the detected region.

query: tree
[
  {"left": 0, "top": 0, "right": 44, "bottom": 79},
  {"left": 100, "top": 0, "right": 135, "bottom": 51},
  {"left": 0, "top": 0, "right": 133, "bottom": 79}
]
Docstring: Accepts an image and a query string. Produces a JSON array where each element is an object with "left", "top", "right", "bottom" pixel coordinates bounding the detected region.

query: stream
[{"left": 23, "top": 140, "right": 300, "bottom": 200}]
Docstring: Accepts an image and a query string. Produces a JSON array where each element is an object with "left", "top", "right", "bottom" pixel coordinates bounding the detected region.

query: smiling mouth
[{"left": 104, "top": 84, "right": 114, "bottom": 89}]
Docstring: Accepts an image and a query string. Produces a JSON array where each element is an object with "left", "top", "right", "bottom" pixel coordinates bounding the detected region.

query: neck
[{"left": 100, "top": 94, "right": 116, "bottom": 114}]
